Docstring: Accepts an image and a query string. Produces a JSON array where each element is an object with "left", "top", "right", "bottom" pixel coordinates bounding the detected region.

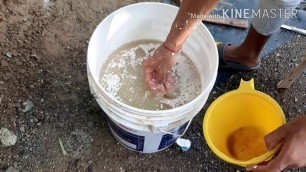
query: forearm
[{"left": 164, "top": 0, "right": 220, "bottom": 51}]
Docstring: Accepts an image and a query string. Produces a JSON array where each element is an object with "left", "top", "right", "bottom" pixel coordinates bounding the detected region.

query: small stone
[
  {"left": 119, "top": 167, "right": 125, "bottom": 172},
  {"left": 0, "top": 128, "right": 17, "bottom": 146},
  {"left": 22, "top": 100, "right": 34, "bottom": 112},
  {"left": 6, "top": 52, "right": 12, "bottom": 58},
  {"left": 13, "top": 162, "right": 18, "bottom": 168},
  {"left": 15, "top": 59, "right": 23, "bottom": 66},
  {"left": 0, "top": 81, "right": 4, "bottom": 85},
  {"left": 5, "top": 166, "right": 18, "bottom": 172},
  {"left": 19, "top": 69, "right": 26, "bottom": 74},
  {"left": 31, "top": 54, "right": 41, "bottom": 60},
  {"left": 87, "top": 165, "right": 93, "bottom": 172},
  {"left": 30, "top": 85, "right": 35, "bottom": 88},
  {"left": 1, "top": 60, "right": 9, "bottom": 67},
  {"left": 37, "top": 122, "right": 41, "bottom": 126},
  {"left": 87, "top": 121, "right": 94, "bottom": 128},
  {"left": 15, "top": 103, "right": 21, "bottom": 108},
  {"left": 30, "top": 119, "right": 34, "bottom": 123},
  {"left": 3, "top": 72, "right": 13, "bottom": 81},
  {"left": 30, "top": 62, "right": 35, "bottom": 67},
  {"left": 12, "top": 50, "right": 18, "bottom": 56},
  {"left": 0, "top": 95, "right": 3, "bottom": 104},
  {"left": 20, "top": 127, "right": 25, "bottom": 133}
]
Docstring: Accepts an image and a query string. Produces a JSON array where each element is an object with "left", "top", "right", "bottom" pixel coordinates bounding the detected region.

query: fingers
[
  {"left": 146, "top": 76, "right": 166, "bottom": 93},
  {"left": 246, "top": 157, "right": 285, "bottom": 172},
  {"left": 246, "top": 164, "right": 268, "bottom": 171},
  {"left": 145, "top": 68, "right": 166, "bottom": 93},
  {"left": 265, "top": 125, "right": 286, "bottom": 150},
  {"left": 145, "top": 69, "right": 155, "bottom": 88},
  {"left": 143, "top": 57, "right": 175, "bottom": 95},
  {"left": 145, "top": 66, "right": 175, "bottom": 94},
  {"left": 164, "top": 72, "right": 174, "bottom": 91},
  {"left": 246, "top": 158, "right": 271, "bottom": 171},
  {"left": 163, "top": 74, "right": 176, "bottom": 98},
  {"left": 247, "top": 143, "right": 289, "bottom": 172},
  {"left": 247, "top": 125, "right": 289, "bottom": 172},
  {"left": 262, "top": 147, "right": 288, "bottom": 172},
  {"left": 146, "top": 74, "right": 174, "bottom": 95}
]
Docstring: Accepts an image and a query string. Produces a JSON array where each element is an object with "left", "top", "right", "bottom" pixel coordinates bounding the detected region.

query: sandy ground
[{"left": 0, "top": 0, "right": 305, "bottom": 171}]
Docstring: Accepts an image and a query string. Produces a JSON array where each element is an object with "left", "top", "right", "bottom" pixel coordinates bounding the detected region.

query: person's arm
[
  {"left": 164, "top": 0, "right": 220, "bottom": 51},
  {"left": 143, "top": 0, "right": 220, "bottom": 94}
]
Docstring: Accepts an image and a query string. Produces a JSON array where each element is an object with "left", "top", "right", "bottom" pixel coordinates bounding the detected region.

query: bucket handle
[
  {"left": 157, "top": 119, "right": 192, "bottom": 137},
  {"left": 238, "top": 78, "right": 255, "bottom": 91}
]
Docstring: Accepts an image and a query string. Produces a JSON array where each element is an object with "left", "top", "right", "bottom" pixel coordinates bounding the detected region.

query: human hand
[
  {"left": 142, "top": 43, "right": 180, "bottom": 95},
  {"left": 247, "top": 115, "right": 306, "bottom": 172}
]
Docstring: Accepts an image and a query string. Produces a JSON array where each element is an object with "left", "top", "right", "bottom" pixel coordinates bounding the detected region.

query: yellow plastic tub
[{"left": 203, "top": 79, "right": 286, "bottom": 166}]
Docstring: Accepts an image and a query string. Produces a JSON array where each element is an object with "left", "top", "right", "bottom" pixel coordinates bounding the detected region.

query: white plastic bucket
[{"left": 87, "top": 2, "right": 218, "bottom": 153}]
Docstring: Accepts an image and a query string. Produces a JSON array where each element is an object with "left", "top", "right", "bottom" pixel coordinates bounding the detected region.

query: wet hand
[
  {"left": 142, "top": 43, "right": 180, "bottom": 95},
  {"left": 247, "top": 115, "right": 306, "bottom": 172}
]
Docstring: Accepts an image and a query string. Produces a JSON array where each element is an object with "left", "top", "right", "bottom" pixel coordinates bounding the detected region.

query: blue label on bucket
[
  {"left": 158, "top": 122, "right": 189, "bottom": 150},
  {"left": 107, "top": 118, "right": 145, "bottom": 152}
]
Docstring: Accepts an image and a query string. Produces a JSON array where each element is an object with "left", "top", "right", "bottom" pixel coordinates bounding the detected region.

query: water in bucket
[{"left": 99, "top": 39, "right": 202, "bottom": 110}]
